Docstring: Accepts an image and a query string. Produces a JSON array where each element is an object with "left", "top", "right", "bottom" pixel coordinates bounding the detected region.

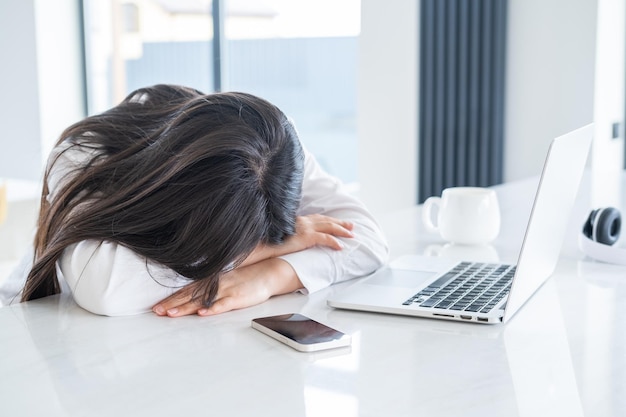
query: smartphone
[{"left": 251, "top": 313, "right": 351, "bottom": 352}]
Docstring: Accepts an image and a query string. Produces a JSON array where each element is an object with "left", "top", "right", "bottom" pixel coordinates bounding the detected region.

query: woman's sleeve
[
  {"left": 48, "top": 141, "right": 191, "bottom": 316},
  {"left": 279, "top": 149, "right": 389, "bottom": 294},
  {"left": 58, "top": 241, "right": 190, "bottom": 316}
]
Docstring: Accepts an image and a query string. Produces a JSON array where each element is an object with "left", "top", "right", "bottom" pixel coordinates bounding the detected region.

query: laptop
[{"left": 328, "top": 124, "right": 593, "bottom": 324}]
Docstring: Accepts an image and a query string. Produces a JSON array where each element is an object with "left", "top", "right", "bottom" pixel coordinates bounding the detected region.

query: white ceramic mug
[{"left": 421, "top": 187, "right": 501, "bottom": 245}]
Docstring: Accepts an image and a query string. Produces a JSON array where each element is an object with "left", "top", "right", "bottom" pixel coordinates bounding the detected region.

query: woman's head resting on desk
[{"left": 22, "top": 84, "right": 304, "bottom": 307}]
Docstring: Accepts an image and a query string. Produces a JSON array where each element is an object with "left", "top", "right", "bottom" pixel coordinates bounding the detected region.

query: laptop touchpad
[{"left": 367, "top": 269, "right": 436, "bottom": 288}]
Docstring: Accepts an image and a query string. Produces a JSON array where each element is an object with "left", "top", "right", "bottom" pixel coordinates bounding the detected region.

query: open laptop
[{"left": 328, "top": 124, "right": 593, "bottom": 324}]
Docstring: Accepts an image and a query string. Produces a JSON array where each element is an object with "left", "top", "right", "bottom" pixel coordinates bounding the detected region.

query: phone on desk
[{"left": 251, "top": 313, "right": 351, "bottom": 352}]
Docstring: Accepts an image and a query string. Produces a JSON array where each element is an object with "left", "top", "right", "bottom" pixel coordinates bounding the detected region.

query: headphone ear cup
[
  {"left": 582, "top": 209, "right": 599, "bottom": 239},
  {"left": 579, "top": 207, "right": 626, "bottom": 266},
  {"left": 593, "top": 207, "right": 621, "bottom": 246}
]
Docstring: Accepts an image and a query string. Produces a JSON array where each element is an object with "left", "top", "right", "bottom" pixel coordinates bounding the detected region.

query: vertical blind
[{"left": 418, "top": 0, "right": 508, "bottom": 202}]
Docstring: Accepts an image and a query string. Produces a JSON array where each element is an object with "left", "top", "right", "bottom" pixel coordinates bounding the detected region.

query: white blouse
[{"left": 2, "top": 140, "right": 389, "bottom": 315}]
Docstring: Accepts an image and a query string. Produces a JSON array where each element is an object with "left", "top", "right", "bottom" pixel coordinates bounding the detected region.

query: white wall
[
  {"left": 0, "top": 0, "right": 42, "bottom": 181},
  {"left": 357, "top": 0, "right": 418, "bottom": 215},
  {"left": 504, "top": 0, "right": 598, "bottom": 181},
  {"left": 0, "top": 0, "right": 84, "bottom": 182}
]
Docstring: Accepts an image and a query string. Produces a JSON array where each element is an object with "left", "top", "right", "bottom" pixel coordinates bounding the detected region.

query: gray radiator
[{"left": 419, "top": 0, "right": 508, "bottom": 202}]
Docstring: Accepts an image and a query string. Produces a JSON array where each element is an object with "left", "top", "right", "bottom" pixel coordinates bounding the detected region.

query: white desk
[{"left": 1, "top": 172, "right": 625, "bottom": 417}]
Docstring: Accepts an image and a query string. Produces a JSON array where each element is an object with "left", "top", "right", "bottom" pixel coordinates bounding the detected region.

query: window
[{"left": 81, "top": 0, "right": 360, "bottom": 185}]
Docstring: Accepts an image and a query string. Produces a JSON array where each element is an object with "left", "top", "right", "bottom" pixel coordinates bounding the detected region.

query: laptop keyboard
[{"left": 403, "top": 262, "right": 516, "bottom": 314}]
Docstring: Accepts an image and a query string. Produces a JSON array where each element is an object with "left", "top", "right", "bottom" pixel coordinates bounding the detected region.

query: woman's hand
[
  {"left": 241, "top": 214, "right": 354, "bottom": 266},
  {"left": 152, "top": 258, "right": 303, "bottom": 317}
]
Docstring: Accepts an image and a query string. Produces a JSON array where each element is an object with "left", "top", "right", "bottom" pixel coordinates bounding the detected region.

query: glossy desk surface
[{"left": 1, "top": 173, "right": 625, "bottom": 417}]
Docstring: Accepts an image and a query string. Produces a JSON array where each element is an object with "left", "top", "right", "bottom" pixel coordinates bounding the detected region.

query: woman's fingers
[
  {"left": 309, "top": 231, "right": 343, "bottom": 250},
  {"left": 197, "top": 296, "right": 235, "bottom": 316},
  {"left": 299, "top": 214, "right": 354, "bottom": 235},
  {"left": 317, "top": 219, "right": 354, "bottom": 238},
  {"left": 153, "top": 283, "right": 202, "bottom": 317},
  {"left": 299, "top": 216, "right": 354, "bottom": 250},
  {"left": 163, "top": 300, "right": 204, "bottom": 317}
]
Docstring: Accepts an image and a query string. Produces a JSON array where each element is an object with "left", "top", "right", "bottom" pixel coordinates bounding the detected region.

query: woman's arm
[
  {"left": 152, "top": 258, "right": 300, "bottom": 317},
  {"left": 237, "top": 148, "right": 389, "bottom": 285},
  {"left": 153, "top": 148, "right": 389, "bottom": 317},
  {"left": 60, "top": 240, "right": 189, "bottom": 316},
  {"left": 240, "top": 214, "right": 354, "bottom": 266},
  {"left": 280, "top": 148, "right": 389, "bottom": 293},
  {"left": 152, "top": 212, "right": 358, "bottom": 317}
]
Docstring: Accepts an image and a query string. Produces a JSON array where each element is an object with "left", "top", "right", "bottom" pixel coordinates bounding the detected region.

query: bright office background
[
  {"left": 0, "top": 0, "right": 624, "bottom": 215},
  {"left": 84, "top": 0, "right": 361, "bottom": 186}
]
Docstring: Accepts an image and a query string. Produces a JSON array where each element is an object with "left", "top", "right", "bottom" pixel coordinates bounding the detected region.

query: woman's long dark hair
[{"left": 22, "top": 84, "right": 304, "bottom": 305}]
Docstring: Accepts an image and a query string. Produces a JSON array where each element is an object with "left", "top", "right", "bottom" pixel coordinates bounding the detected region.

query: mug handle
[{"left": 422, "top": 196, "right": 441, "bottom": 234}]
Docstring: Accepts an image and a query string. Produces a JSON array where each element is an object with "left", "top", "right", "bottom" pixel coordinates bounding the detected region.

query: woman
[{"left": 14, "top": 84, "right": 388, "bottom": 317}]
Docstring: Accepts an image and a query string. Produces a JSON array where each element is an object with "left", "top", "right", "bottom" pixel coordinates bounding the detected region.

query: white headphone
[{"left": 578, "top": 207, "right": 626, "bottom": 265}]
